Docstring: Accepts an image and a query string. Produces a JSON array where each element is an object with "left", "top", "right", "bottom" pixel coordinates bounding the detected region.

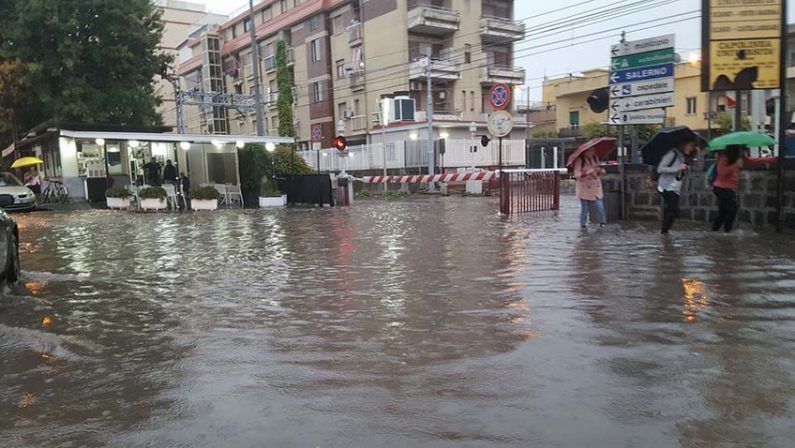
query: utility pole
[
  {"left": 426, "top": 45, "right": 435, "bottom": 178},
  {"left": 249, "top": 0, "right": 265, "bottom": 136},
  {"left": 734, "top": 90, "right": 742, "bottom": 131},
  {"left": 378, "top": 98, "right": 388, "bottom": 192}
]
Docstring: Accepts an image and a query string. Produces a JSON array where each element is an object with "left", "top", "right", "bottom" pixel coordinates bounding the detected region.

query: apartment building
[
  {"left": 175, "top": 0, "right": 527, "bottom": 151},
  {"left": 154, "top": 0, "right": 228, "bottom": 129}
]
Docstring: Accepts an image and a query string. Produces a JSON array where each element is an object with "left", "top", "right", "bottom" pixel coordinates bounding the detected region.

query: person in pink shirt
[
  {"left": 573, "top": 148, "right": 607, "bottom": 228},
  {"left": 712, "top": 144, "right": 776, "bottom": 232}
]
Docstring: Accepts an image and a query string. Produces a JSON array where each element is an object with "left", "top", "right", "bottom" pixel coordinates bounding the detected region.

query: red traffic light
[{"left": 333, "top": 135, "right": 347, "bottom": 151}]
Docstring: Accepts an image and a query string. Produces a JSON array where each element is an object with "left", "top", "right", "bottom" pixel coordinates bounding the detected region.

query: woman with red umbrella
[{"left": 567, "top": 138, "right": 616, "bottom": 229}]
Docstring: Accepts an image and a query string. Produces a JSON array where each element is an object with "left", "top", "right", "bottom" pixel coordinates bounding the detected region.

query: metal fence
[
  {"left": 500, "top": 169, "right": 561, "bottom": 215},
  {"left": 298, "top": 139, "right": 526, "bottom": 173}
]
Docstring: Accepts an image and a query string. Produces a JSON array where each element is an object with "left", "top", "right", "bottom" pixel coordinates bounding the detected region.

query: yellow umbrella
[{"left": 11, "top": 157, "right": 44, "bottom": 169}]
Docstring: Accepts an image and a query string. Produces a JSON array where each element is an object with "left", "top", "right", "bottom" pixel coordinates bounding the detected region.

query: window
[
  {"left": 469, "top": 91, "right": 475, "bottom": 111},
  {"left": 266, "top": 42, "right": 274, "bottom": 57},
  {"left": 310, "top": 39, "right": 321, "bottom": 62},
  {"left": 232, "top": 25, "right": 237, "bottom": 38},
  {"left": 354, "top": 99, "right": 360, "bottom": 115},
  {"left": 686, "top": 97, "right": 697, "bottom": 115},
  {"left": 312, "top": 81, "right": 324, "bottom": 103},
  {"left": 464, "top": 44, "right": 471, "bottom": 64},
  {"left": 332, "top": 15, "right": 343, "bottom": 34},
  {"left": 310, "top": 14, "right": 321, "bottom": 30},
  {"left": 569, "top": 111, "right": 580, "bottom": 127},
  {"left": 243, "top": 19, "right": 251, "bottom": 32},
  {"left": 461, "top": 90, "right": 467, "bottom": 111},
  {"left": 336, "top": 59, "right": 346, "bottom": 79},
  {"left": 271, "top": 116, "right": 279, "bottom": 131},
  {"left": 338, "top": 102, "right": 347, "bottom": 119},
  {"left": 280, "top": 0, "right": 288, "bottom": 14},
  {"left": 262, "top": 7, "right": 272, "bottom": 21}
]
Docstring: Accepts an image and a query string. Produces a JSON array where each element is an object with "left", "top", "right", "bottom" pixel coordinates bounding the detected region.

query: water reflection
[{"left": 1, "top": 199, "right": 795, "bottom": 447}]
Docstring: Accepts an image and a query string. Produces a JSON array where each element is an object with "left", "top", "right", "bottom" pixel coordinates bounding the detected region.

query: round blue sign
[{"left": 489, "top": 83, "right": 511, "bottom": 110}]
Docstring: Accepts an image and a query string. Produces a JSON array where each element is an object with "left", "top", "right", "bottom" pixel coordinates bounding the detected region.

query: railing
[
  {"left": 349, "top": 115, "right": 368, "bottom": 132},
  {"left": 480, "top": 15, "right": 526, "bottom": 35},
  {"left": 347, "top": 22, "right": 362, "bottom": 43},
  {"left": 297, "top": 138, "right": 527, "bottom": 172},
  {"left": 407, "top": 4, "right": 461, "bottom": 31},
  {"left": 349, "top": 75, "right": 365, "bottom": 90}
]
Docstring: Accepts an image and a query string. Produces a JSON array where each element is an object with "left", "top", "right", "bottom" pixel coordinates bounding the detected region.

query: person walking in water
[
  {"left": 163, "top": 160, "right": 177, "bottom": 186},
  {"left": 656, "top": 135, "right": 699, "bottom": 234},
  {"left": 711, "top": 144, "right": 776, "bottom": 232},
  {"left": 573, "top": 147, "right": 607, "bottom": 228},
  {"left": 144, "top": 157, "right": 161, "bottom": 186}
]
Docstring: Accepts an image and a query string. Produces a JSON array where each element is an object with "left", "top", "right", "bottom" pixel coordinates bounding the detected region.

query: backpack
[
  {"left": 649, "top": 150, "right": 677, "bottom": 185},
  {"left": 706, "top": 162, "right": 718, "bottom": 189}
]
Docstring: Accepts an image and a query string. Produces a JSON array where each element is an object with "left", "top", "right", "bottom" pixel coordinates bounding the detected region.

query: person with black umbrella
[{"left": 655, "top": 135, "right": 700, "bottom": 234}]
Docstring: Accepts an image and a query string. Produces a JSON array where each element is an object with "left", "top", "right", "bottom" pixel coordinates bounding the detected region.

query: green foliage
[
  {"left": 355, "top": 190, "right": 371, "bottom": 199},
  {"left": 138, "top": 187, "right": 166, "bottom": 199},
  {"left": 275, "top": 40, "right": 294, "bottom": 138},
  {"left": 189, "top": 186, "right": 221, "bottom": 200},
  {"left": 715, "top": 112, "right": 750, "bottom": 132},
  {"left": 637, "top": 124, "right": 660, "bottom": 141},
  {"left": 238, "top": 143, "right": 273, "bottom": 198},
  {"left": 259, "top": 178, "right": 282, "bottom": 197},
  {"left": 381, "top": 191, "right": 408, "bottom": 199},
  {"left": 581, "top": 122, "right": 617, "bottom": 139},
  {"left": 530, "top": 130, "right": 559, "bottom": 138},
  {"left": 273, "top": 145, "right": 312, "bottom": 176},
  {"left": 104, "top": 186, "right": 131, "bottom": 198},
  {"left": 0, "top": 0, "right": 171, "bottom": 141}
]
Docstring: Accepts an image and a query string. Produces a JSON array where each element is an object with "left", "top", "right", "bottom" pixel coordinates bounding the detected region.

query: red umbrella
[{"left": 566, "top": 137, "right": 617, "bottom": 169}]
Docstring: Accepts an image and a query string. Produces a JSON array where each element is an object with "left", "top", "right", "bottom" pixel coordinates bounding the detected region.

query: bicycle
[{"left": 41, "top": 179, "right": 69, "bottom": 204}]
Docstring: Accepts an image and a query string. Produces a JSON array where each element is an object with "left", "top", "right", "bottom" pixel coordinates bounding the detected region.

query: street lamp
[
  {"left": 180, "top": 141, "right": 191, "bottom": 150},
  {"left": 265, "top": 142, "right": 276, "bottom": 152}
]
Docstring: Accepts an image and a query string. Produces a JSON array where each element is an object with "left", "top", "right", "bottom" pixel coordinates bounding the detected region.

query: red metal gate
[{"left": 500, "top": 170, "right": 561, "bottom": 215}]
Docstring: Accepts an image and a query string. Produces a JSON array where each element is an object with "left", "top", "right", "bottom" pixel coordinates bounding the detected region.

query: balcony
[
  {"left": 480, "top": 16, "right": 525, "bottom": 43},
  {"left": 409, "top": 58, "right": 460, "bottom": 80},
  {"left": 349, "top": 114, "right": 368, "bottom": 132},
  {"left": 407, "top": 5, "right": 460, "bottom": 35},
  {"left": 350, "top": 74, "right": 365, "bottom": 91},
  {"left": 481, "top": 65, "right": 525, "bottom": 84},
  {"left": 347, "top": 22, "right": 362, "bottom": 46}
]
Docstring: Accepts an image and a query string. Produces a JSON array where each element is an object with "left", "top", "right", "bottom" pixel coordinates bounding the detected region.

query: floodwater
[{"left": 2, "top": 196, "right": 795, "bottom": 447}]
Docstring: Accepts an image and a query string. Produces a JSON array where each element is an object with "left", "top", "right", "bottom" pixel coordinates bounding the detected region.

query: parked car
[
  {"left": 0, "top": 172, "right": 36, "bottom": 212},
  {"left": 0, "top": 208, "right": 20, "bottom": 284}
]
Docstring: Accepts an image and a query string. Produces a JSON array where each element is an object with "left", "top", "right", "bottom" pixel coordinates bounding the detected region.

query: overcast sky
[{"left": 198, "top": 0, "right": 794, "bottom": 101}]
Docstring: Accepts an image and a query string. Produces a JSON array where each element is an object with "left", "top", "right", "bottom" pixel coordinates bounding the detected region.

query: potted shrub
[
  {"left": 105, "top": 186, "right": 132, "bottom": 209},
  {"left": 138, "top": 187, "right": 167, "bottom": 211},
  {"left": 190, "top": 186, "right": 221, "bottom": 211},
  {"left": 258, "top": 178, "right": 286, "bottom": 207}
]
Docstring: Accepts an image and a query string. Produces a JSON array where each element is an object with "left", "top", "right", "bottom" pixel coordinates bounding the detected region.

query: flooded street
[{"left": 2, "top": 196, "right": 795, "bottom": 447}]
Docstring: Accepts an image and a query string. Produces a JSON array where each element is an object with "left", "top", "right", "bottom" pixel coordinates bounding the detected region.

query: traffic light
[
  {"left": 480, "top": 135, "right": 491, "bottom": 147},
  {"left": 332, "top": 135, "right": 347, "bottom": 151},
  {"left": 587, "top": 87, "right": 609, "bottom": 113}
]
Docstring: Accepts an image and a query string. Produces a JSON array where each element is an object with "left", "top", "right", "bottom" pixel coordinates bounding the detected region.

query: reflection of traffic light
[
  {"left": 333, "top": 136, "right": 347, "bottom": 151},
  {"left": 587, "top": 87, "right": 609, "bottom": 113},
  {"left": 480, "top": 135, "right": 491, "bottom": 147}
]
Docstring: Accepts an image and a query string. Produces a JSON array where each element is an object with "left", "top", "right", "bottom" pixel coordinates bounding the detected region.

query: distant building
[
  {"left": 175, "top": 0, "right": 529, "bottom": 155},
  {"left": 154, "top": 0, "right": 228, "bottom": 130}
]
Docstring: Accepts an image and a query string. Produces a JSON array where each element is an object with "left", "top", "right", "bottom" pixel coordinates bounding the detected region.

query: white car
[{"left": 0, "top": 172, "right": 37, "bottom": 212}]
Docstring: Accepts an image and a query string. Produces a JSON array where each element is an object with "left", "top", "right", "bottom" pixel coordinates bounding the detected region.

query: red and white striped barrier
[{"left": 360, "top": 171, "right": 498, "bottom": 184}]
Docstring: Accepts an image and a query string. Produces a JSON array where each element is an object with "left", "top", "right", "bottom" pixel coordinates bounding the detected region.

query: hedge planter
[
  {"left": 192, "top": 199, "right": 219, "bottom": 211},
  {"left": 106, "top": 197, "right": 131, "bottom": 209},
  {"left": 140, "top": 198, "right": 167, "bottom": 211},
  {"left": 259, "top": 195, "right": 287, "bottom": 207}
]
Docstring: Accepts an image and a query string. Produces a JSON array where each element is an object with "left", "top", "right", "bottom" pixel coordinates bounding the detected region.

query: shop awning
[{"left": 58, "top": 130, "right": 294, "bottom": 145}]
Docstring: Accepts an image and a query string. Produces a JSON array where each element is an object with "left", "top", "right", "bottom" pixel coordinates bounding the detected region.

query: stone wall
[{"left": 601, "top": 163, "right": 795, "bottom": 232}]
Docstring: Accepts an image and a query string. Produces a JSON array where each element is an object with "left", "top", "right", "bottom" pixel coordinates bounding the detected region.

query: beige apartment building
[
  {"left": 154, "top": 0, "right": 227, "bottom": 129},
  {"left": 176, "top": 0, "right": 527, "bottom": 153}
]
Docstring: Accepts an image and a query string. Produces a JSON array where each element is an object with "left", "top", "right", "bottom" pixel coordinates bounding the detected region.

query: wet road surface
[{"left": 2, "top": 196, "right": 795, "bottom": 447}]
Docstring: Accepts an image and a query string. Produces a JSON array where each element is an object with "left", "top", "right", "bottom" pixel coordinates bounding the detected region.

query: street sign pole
[
  {"left": 776, "top": 0, "right": 788, "bottom": 233},
  {"left": 619, "top": 126, "right": 625, "bottom": 220}
]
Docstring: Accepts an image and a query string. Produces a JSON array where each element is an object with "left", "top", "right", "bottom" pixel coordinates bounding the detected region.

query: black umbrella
[{"left": 641, "top": 126, "right": 706, "bottom": 167}]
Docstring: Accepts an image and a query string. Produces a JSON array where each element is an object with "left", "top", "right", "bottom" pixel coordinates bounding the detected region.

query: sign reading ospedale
[{"left": 702, "top": 0, "right": 783, "bottom": 91}]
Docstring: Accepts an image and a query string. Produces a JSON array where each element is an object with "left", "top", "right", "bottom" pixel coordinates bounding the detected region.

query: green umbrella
[{"left": 708, "top": 132, "right": 775, "bottom": 152}]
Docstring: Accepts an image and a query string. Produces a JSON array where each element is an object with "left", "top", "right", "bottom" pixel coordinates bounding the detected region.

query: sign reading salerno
[{"left": 702, "top": 0, "right": 783, "bottom": 91}]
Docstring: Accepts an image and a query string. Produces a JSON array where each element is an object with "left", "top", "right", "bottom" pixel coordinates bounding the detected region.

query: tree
[
  {"left": 275, "top": 40, "right": 294, "bottom": 137},
  {"left": 530, "top": 130, "right": 559, "bottom": 139},
  {"left": 0, "top": 60, "right": 34, "bottom": 139},
  {"left": 581, "top": 122, "right": 616, "bottom": 139},
  {"left": 715, "top": 112, "right": 750, "bottom": 132},
  {"left": 0, "top": 0, "right": 171, "bottom": 140}
]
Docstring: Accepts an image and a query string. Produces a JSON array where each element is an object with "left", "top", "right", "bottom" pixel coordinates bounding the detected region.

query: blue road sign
[
  {"left": 608, "top": 63, "right": 674, "bottom": 85},
  {"left": 311, "top": 124, "right": 322, "bottom": 142}
]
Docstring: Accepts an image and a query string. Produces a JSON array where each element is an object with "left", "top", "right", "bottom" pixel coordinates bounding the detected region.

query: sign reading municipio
[{"left": 701, "top": 0, "right": 783, "bottom": 91}]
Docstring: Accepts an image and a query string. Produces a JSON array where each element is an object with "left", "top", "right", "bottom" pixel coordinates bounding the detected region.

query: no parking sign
[{"left": 489, "top": 83, "right": 511, "bottom": 110}]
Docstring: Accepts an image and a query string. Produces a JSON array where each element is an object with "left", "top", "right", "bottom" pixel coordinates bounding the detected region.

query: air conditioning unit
[
  {"left": 343, "top": 109, "right": 354, "bottom": 119},
  {"left": 343, "top": 63, "right": 355, "bottom": 76}
]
